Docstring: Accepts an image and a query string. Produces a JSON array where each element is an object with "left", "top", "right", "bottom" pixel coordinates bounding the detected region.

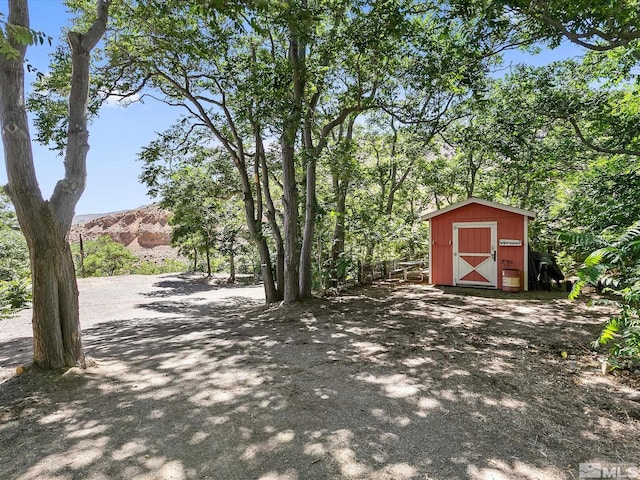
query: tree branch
[
  {"left": 81, "top": 0, "right": 110, "bottom": 51},
  {"left": 568, "top": 117, "right": 640, "bottom": 157},
  {"left": 52, "top": 0, "right": 111, "bottom": 227}
]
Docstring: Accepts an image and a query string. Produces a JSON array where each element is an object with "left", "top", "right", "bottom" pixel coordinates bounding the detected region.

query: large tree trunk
[
  {"left": 255, "top": 234, "right": 279, "bottom": 301},
  {"left": 280, "top": 29, "right": 305, "bottom": 303},
  {"left": 30, "top": 224, "right": 84, "bottom": 368},
  {"left": 265, "top": 196, "right": 285, "bottom": 297},
  {"left": 255, "top": 129, "right": 284, "bottom": 297},
  {"left": 281, "top": 138, "right": 300, "bottom": 303},
  {"left": 229, "top": 144, "right": 279, "bottom": 302},
  {"left": 298, "top": 155, "right": 316, "bottom": 299},
  {"left": 0, "top": 0, "right": 109, "bottom": 369}
]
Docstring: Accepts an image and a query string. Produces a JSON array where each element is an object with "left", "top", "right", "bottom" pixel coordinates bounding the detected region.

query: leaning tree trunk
[
  {"left": 0, "top": 0, "right": 109, "bottom": 369},
  {"left": 237, "top": 163, "right": 280, "bottom": 303}
]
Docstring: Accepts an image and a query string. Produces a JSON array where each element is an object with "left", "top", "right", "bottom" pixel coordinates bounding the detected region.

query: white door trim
[{"left": 453, "top": 221, "right": 497, "bottom": 288}]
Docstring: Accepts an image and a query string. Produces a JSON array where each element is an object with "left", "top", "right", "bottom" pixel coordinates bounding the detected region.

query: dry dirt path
[{"left": 1, "top": 277, "right": 639, "bottom": 480}]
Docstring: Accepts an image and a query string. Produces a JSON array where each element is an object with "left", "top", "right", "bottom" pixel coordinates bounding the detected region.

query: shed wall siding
[{"left": 429, "top": 203, "right": 527, "bottom": 289}]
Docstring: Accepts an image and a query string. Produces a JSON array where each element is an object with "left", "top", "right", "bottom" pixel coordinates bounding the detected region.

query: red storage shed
[{"left": 421, "top": 198, "right": 535, "bottom": 291}]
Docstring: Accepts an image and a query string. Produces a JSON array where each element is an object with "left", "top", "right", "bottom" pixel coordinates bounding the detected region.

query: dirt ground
[{"left": 1, "top": 274, "right": 639, "bottom": 480}]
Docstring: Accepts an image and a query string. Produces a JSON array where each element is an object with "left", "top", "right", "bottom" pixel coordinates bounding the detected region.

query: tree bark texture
[
  {"left": 205, "top": 240, "right": 211, "bottom": 277},
  {"left": 256, "top": 134, "right": 284, "bottom": 297},
  {"left": 298, "top": 76, "right": 324, "bottom": 299},
  {"left": 239, "top": 181, "right": 280, "bottom": 303},
  {"left": 0, "top": 0, "right": 109, "bottom": 369},
  {"left": 298, "top": 154, "right": 316, "bottom": 299},
  {"left": 29, "top": 222, "right": 83, "bottom": 368},
  {"left": 227, "top": 249, "right": 235, "bottom": 284},
  {"left": 280, "top": 31, "right": 305, "bottom": 303},
  {"left": 280, "top": 137, "right": 300, "bottom": 303}
]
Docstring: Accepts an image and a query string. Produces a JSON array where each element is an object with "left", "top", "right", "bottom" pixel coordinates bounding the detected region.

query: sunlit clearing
[
  {"left": 402, "top": 357, "right": 436, "bottom": 368},
  {"left": 441, "top": 368, "right": 472, "bottom": 379},
  {"left": 17, "top": 436, "right": 109, "bottom": 479},
  {"left": 258, "top": 469, "right": 299, "bottom": 480},
  {"left": 481, "top": 397, "right": 528, "bottom": 409},
  {"left": 111, "top": 439, "right": 148, "bottom": 461},
  {"left": 241, "top": 430, "right": 296, "bottom": 461},
  {"left": 479, "top": 357, "right": 513, "bottom": 375},
  {"left": 416, "top": 397, "right": 442, "bottom": 410},
  {"left": 355, "top": 372, "right": 421, "bottom": 398},
  {"left": 468, "top": 459, "right": 565, "bottom": 480}
]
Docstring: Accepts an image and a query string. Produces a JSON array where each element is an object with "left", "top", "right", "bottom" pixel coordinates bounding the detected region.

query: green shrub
[
  {"left": 130, "top": 260, "right": 161, "bottom": 275},
  {"left": 0, "top": 278, "right": 32, "bottom": 316},
  {"left": 570, "top": 221, "right": 640, "bottom": 367},
  {"left": 76, "top": 236, "right": 136, "bottom": 277},
  {"left": 73, "top": 236, "right": 189, "bottom": 277},
  {"left": 129, "top": 259, "right": 187, "bottom": 275},
  {"left": 0, "top": 191, "right": 31, "bottom": 317},
  {"left": 158, "top": 258, "right": 188, "bottom": 273}
]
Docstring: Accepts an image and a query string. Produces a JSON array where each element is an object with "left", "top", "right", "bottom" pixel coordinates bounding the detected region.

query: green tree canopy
[{"left": 79, "top": 236, "right": 136, "bottom": 277}]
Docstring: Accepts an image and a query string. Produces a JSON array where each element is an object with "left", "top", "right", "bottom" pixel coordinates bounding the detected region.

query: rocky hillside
[{"left": 70, "top": 205, "right": 178, "bottom": 262}]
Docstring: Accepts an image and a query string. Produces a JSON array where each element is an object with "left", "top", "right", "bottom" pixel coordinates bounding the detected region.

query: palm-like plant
[{"left": 570, "top": 221, "right": 640, "bottom": 365}]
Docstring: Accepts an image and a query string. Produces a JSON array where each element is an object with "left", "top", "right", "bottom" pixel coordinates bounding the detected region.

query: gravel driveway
[{"left": 0, "top": 273, "right": 265, "bottom": 378}]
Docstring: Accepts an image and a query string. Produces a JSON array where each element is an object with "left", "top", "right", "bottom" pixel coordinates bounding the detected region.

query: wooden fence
[{"left": 358, "top": 259, "right": 428, "bottom": 285}]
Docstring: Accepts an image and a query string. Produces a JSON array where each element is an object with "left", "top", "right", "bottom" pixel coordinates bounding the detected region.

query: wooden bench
[{"left": 397, "top": 260, "right": 428, "bottom": 281}]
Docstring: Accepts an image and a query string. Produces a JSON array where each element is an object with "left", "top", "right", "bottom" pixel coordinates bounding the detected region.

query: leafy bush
[
  {"left": 130, "top": 260, "right": 160, "bottom": 275},
  {"left": 0, "top": 229, "right": 29, "bottom": 281},
  {"left": 570, "top": 221, "right": 640, "bottom": 367},
  {"left": 0, "top": 192, "right": 30, "bottom": 281},
  {"left": 159, "top": 258, "right": 189, "bottom": 273},
  {"left": 75, "top": 236, "right": 136, "bottom": 277},
  {"left": 130, "top": 258, "right": 188, "bottom": 275},
  {"left": 73, "top": 236, "right": 188, "bottom": 277},
  {"left": 0, "top": 278, "right": 32, "bottom": 311},
  {"left": 0, "top": 191, "right": 31, "bottom": 317}
]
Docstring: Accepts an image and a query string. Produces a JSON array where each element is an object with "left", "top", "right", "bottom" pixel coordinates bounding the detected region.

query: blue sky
[{"left": 0, "top": 1, "right": 585, "bottom": 215}]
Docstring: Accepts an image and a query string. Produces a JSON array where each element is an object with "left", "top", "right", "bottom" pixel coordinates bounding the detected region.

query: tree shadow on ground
[
  {"left": 0, "top": 336, "right": 32, "bottom": 382},
  {"left": 144, "top": 273, "right": 263, "bottom": 298},
  {"left": 437, "top": 285, "right": 570, "bottom": 301},
  {"left": 0, "top": 283, "right": 638, "bottom": 480}
]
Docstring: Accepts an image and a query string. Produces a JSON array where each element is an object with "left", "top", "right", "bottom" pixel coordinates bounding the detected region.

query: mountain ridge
[{"left": 70, "top": 204, "right": 178, "bottom": 263}]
